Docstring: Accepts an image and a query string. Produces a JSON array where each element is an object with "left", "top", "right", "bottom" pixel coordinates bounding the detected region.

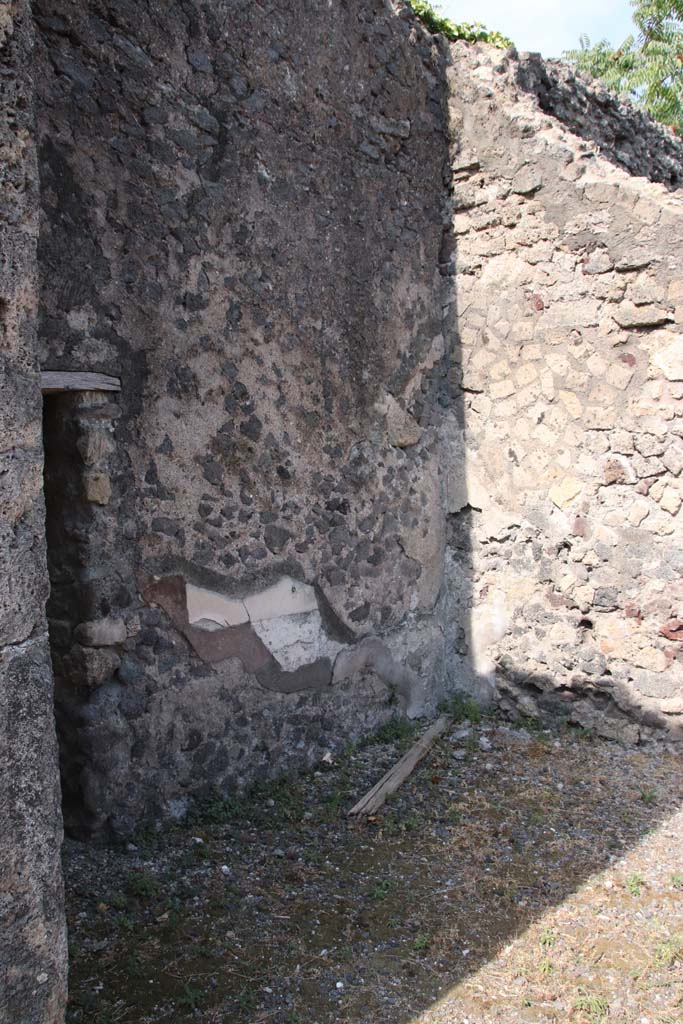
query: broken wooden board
[
  {"left": 348, "top": 714, "right": 452, "bottom": 817},
  {"left": 40, "top": 371, "right": 121, "bottom": 393}
]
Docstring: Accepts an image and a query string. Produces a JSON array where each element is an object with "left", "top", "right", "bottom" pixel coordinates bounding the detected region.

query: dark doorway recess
[{"left": 43, "top": 391, "right": 94, "bottom": 837}]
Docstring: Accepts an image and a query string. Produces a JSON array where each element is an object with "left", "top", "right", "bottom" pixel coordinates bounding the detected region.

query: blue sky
[{"left": 437, "top": 0, "right": 636, "bottom": 58}]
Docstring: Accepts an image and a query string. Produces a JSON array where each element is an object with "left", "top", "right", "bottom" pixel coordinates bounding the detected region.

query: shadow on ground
[{"left": 63, "top": 705, "right": 683, "bottom": 1024}]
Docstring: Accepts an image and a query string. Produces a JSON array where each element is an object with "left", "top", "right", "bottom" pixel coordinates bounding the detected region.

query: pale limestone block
[
  {"left": 548, "top": 621, "right": 576, "bottom": 645},
  {"left": 375, "top": 392, "right": 421, "bottom": 448},
  {"left": 467, "top": 394, "right": 492, "bottom": 420},
  {"left": 534, "top": 423, "right": 559, "bottom": 448},
  {"left": 467, "top": 310, "right": 487, "bottom": 329},
  {"left": 668, "top": 280, "right": 683, "bottom": 304},
  {"left": 632, "top": 196, "right": 662, "bottom": 225},
  {"left": 588, "top": 275, "right": 612, "bottom": 300},
  {"left": 541, "top": 299, "right": 601, "bottom": 329},
  {"left": 509, "top": 320, "right": 534, "bottom": 342},
  {"left": 524, "top": 448, "right": 551, "bottom": 474},
  {"left": 522, "top": 344, "right": 542, "bottom": 361},
  {"left": 587, "top": 354, "right": 607, "bottom": 376},
  {"left": 186, "top": 584, "right": 249, "bottom": 627},
  {"left": 399, "top": 453, "right": 445, "bottom": 612},
  {"left": 651, "top": 336, "right": 683, "bottom": 381},
  {"left": 495, "top": 396, "right": 518, "bottom": 418},
  {"left": 574, "top": 584, "right": 595, "bottom": 609},
  {"left": 469, "top": 347, "right": 496, "bottom": 370},
  {"left": 583, "top": 406, "right": 617, "bottom": 430},
  {"left": 515, "top": 382, "right": 543, "bottom": 408},
  {"left": 627, "top": 274, "right": 666, "bottom": 306},
  {"left": 76, "top": 429, "right": 115, "bottom": 466},
  {"left": 630, "top": 392, "right": 675, "bottom": 420},
  {"left": 663, "top": 441, "right": 683, "bottom": 476},
  {"left": 491, "top": 320, "right": 512, "bottom": 339},
  {"left": 606, "top": 363, "right": 635, "bottom": 390},
  {"left": 490, "top": 379, "right": 515, "bottom": 400},
  {"left": 601, "top": 507, "right": 628, "bottom": 528},
  {"left": 574, "top": 451, "right": 597, "bottom": 476},
  {"left": 546, "top": 352, "right": 570, "bottom": 376},
  {"left": 564, "top": 368, "right": 591, "bottom": 390},
  {"left": 612, "top": 302, "right": 672, "bottom": 329},
  {"left": 633, "top": 646, "right": 669, "bottom": 672},
  {"left": 515, "top": 363, "right": 539, "bottom": 387},
  {"left": 558, "top": 390, "right": 582, "bottom": 419},
  {"left": 540, "top": 369, "right": 556, "bottom": 399},
  {"left": 459, "top": 327, "right": 480, "bottom": 348},
  {"left": 628, "top": 500, "right": 650, "bottom": 525},
  {"left": 75, "top": 618, "right": 127, "bottom": 647},
  {"left": 660, "top": 484, "right": 682, "bottom": 516},
  {"left": 649, "top": 513, "right": 676, "bottom": 536},
  {"left": 582, "top": 250, "right": 613, "bottom": 275},
  {"left": 461, "top": 368, "right": 486, "bottom": 393},
  {"left": 549, "top": 476, "right": 583, "bottom": 509},
  {"left": 583, "top": 181, "right": 620, "bottom": 204},
  {"left": 511, "top": 416, "right": 534, "bottom": 440},
  {"left": 593, "top": 524, "right": 618, "bottom": 546},
  {"left": 489, "top": 359, "right": 512, "bottom": 381},
  {"left": 610, "top": 428, "right": 634, "bottom": 454},
  {"left": 83, "top": 472, "right": 111, "bottom": 505}
]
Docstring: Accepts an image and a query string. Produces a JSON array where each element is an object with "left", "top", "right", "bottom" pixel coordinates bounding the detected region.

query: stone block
[
  {"left": 74, "top": 618, "right": 127, "bottom": 647},
  {"left": 549, "top": 476, "right": 583, "bottom": 509},
  {"left": 83, "top": 473, "right": 111, "bottom": 505},
  {"left": 652, "top": 336, "right": 683, "bottom": 381}
]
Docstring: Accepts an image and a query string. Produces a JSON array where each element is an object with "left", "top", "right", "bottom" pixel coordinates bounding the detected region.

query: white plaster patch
[
  {"left": 252, "top": 610, "right": 343, "bottom": 671},
  {"left": 186, "top": 584, "right": 248, "bottom": 628},
  {"left": 471, "top": 590, "right": 509, "bottom": 677},
  {"left": 243, "top": 576, "right": 318, "bottom": 622}
]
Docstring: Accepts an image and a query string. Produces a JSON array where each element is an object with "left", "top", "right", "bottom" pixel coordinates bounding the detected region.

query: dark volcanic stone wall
[
  {"left": 34, "top": 0, "right": 457, "bottom": 834},
  {"left": 0, "top": 2, "right": 67, "bottom": 1021},
  {"left": 516, "top": 53, "right": 683, "bottom": 191}
]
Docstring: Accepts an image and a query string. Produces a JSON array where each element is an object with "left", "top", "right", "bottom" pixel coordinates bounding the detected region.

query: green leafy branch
[
  {"left": 564, "top": 0, "right": 683, "bottom": 131},
  {"left": 407, "top": 0, "right": 513, "bottom": 50}
]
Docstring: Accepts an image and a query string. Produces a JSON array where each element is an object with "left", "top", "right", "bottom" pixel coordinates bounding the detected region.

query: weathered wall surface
[
  {"left": 34, "top": 0, "right": 459, "bottom": 835},
  {"left": 445, "top": 42, "right": 683, "bottom": 741},
  {"left": 0, "top": 2, "right": 67, "bottom": 1021},
  {"left": 515, "top": 53, "right": 683, "bottom": 192}
]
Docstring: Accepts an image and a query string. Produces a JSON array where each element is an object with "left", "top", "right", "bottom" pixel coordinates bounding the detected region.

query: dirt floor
[{"left": 64, "top": 704, "right": 683, "bottom": 1024}]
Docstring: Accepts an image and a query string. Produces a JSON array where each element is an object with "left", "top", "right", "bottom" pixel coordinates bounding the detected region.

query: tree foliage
[
  {"left": 407, "top": 0, "right": 513, "bottom": 50},
  {"left": 564, "top": 0, "right": 683, "bottom": 131}
]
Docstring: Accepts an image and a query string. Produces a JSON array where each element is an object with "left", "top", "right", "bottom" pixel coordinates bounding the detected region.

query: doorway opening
[{"left": 41, "top": 373, "right": 122, "bottom": 838}]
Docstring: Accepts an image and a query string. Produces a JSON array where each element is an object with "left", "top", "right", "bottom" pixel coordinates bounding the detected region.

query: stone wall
[
  {"left": 0, "top": 2, "right": 67, "bottom": 1021},
  {"left": 34, "top": 0, "right": 460, "bottom": 836},
  {"left": 445, "top": 42, "right": 683, "bottom": 742},
  {"left": 515, "top": 53, "right": 683, "bottom": 192}
]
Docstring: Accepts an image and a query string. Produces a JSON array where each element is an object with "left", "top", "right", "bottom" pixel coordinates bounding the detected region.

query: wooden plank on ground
[
  {"left": 41, "top": 371, "right": 121, "bottom": 393},
  {"left": 348, "top": 714, "right": 452, "bottom": 817}
]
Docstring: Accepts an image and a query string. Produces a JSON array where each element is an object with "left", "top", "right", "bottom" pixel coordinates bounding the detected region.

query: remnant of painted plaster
[
  {"left": 333, "top": 637, "right": 426, "bottom": 719},
  {"left": 252, "top": 610, "right": 344, "bottom": 672},
  {"left": 186, "top": 584, "right": 249, "bottom": 628},
  {"left": 243, "top": 577, "right": 319, "bottom": 622},
  {"left": 186, "top": 577, "right": 337, "bottom": 671}
]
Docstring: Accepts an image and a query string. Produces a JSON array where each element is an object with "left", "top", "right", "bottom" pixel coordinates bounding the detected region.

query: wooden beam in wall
[{"left": 40, "top": 371, "right": 121, "bottom": 394}]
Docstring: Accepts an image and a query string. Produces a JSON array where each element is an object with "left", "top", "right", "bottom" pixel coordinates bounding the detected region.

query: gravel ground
[{"left": 64, "top": 707, "right": 683, "bottom": 1024}]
